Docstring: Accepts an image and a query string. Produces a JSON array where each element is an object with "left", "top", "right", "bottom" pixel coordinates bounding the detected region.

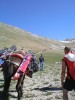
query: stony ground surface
[{"left": 0, "top": 63, "right": 75, "bottom": 100}]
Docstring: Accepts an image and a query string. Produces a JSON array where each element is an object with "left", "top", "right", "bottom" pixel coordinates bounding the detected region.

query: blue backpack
[{"left": 0, "top": 58, "right": 4, "bottom": 65}]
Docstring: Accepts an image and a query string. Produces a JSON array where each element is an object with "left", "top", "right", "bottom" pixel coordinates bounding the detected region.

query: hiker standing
[
  {"left": 61, "top": 47, "right": 75, "bottom": 100},
  {"left": 39, "top": 54, "right": 44, "bottom": 71}
]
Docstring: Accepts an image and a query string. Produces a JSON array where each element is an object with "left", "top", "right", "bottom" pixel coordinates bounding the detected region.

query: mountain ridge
[
  {"left": 0, "top": 22, "right": 63, "bottom": 50},
  {"left": 0, "top": 22, "right": 75, "bottom": 54}
]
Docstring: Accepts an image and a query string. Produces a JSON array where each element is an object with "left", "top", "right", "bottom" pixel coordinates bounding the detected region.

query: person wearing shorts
[
  {"left": 63, "top": 78, "right": 75, "bottom": 91},
  {"left": 61, "top": 47, "right": 75, "bottom": 100}
]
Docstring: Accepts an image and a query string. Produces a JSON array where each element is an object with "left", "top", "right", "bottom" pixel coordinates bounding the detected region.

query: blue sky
[{"left": 0, "top": 0, "right": 75, "bottom": 40}]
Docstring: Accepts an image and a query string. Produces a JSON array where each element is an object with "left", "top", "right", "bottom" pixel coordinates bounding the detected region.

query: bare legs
[{"left": 63, "top": 89, "right": 68, "bottom": 100}]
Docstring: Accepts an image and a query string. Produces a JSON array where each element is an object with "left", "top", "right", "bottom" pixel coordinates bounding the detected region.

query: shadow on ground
[
  {"left": 34, "top": 86, "right": 63, "bottom": 92},
  {"left": 0, "top": 91, "right": 17, "bottom": 100},
  {"left": 0, "top": 91, "right": 9, "bottom": 100}
]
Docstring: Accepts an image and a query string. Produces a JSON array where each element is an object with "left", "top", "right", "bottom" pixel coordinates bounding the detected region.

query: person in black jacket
[{"left": 39, "top": 54, "right": 44, "bottom": 71}]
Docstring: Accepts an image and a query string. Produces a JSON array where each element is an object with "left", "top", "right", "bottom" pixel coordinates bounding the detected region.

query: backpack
[{"left": 64, "top": 53, "right": 75, "bottom": 80}]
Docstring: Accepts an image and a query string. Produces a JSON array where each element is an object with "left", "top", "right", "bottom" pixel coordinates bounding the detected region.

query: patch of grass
[{"left": 44, "top": 51, "right": 63, "bottom": 64}]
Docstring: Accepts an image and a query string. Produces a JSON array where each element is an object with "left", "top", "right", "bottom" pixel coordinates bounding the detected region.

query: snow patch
[{"left": 60, "top": 40, "right": 71, "bottom": 43}]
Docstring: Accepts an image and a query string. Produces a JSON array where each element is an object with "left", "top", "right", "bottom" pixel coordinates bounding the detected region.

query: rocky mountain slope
[
  {"left": 0, "top": 22, "right": 65, "bottom": 64},
  {"left": 0, "top": 22, "right": 64, "bottom": 51},
  {"left": 0, "top": 22, "right": 75, "bottom": 54},
  {"left": 0, "top": 63, "right": 75, "bottom": 100}
]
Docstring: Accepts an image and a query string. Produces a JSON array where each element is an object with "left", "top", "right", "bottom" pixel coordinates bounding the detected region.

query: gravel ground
[{"left": 0, "top": 63, "right": 75, "bottom": 100}]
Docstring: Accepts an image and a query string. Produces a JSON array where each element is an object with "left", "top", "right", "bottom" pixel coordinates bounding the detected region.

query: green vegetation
[
  {"left": 0, "top": 22, "right": 64, "bottom": 64},
  {"left": 44, "top": 52, "right": 63, "bottom": 64},
  {"left": 36, "top": 50, "right": 64, "bottom": 65}
]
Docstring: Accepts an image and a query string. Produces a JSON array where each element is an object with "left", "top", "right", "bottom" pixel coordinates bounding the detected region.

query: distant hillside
[
  {"left": 1, "top": 22, "right": 75, "bottom": 63},
  {"left": 63, "top": 38, "right": 75, "bottom": 51},
  {"left": 65, "top": 38, "right": 75, "bottom": 42},
  {"left": 0, "top": 22, "right": 65, "bottom": 52}
]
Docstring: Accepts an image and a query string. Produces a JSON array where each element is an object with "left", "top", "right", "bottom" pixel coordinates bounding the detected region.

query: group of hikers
[{"left": 1, "top": 46, "right": 75, "bottom": 100}]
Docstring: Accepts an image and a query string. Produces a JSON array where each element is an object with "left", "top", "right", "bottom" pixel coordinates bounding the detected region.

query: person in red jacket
[{"left": 61, "top": 47, "right": 75, "bottom": 100}]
